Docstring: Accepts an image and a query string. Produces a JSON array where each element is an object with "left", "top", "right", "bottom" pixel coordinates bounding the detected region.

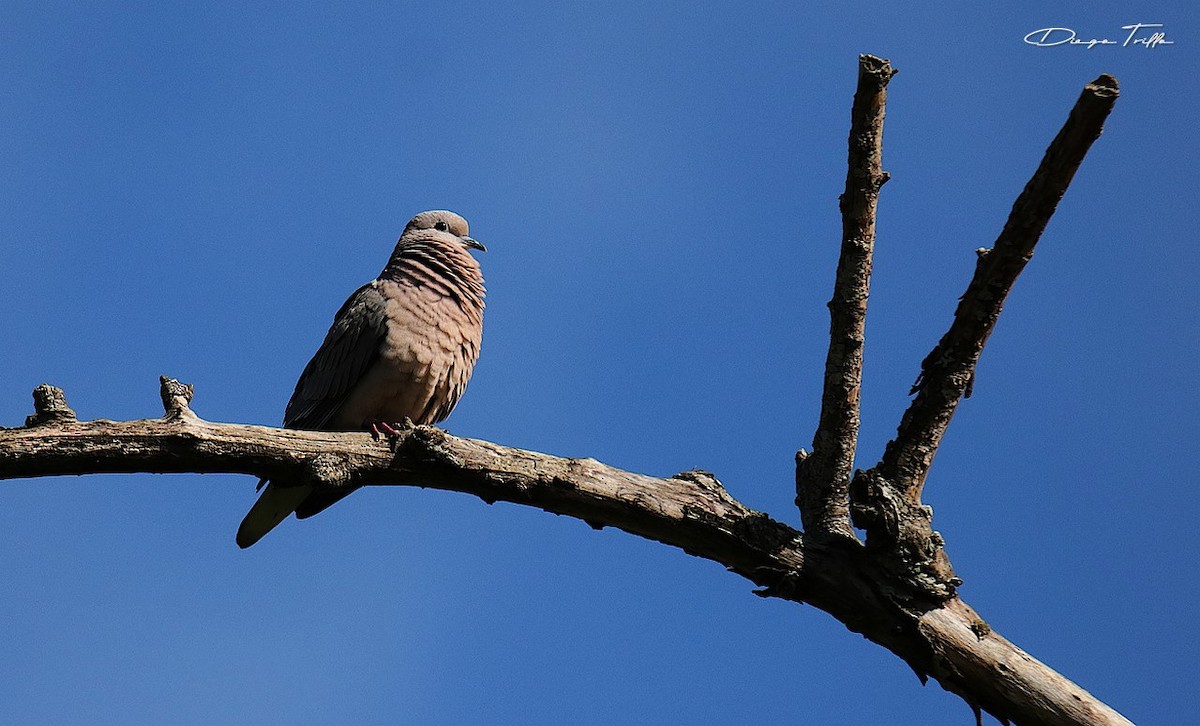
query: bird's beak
[{"left": 461, "top": 236, "right": 486, "bottom": 252}]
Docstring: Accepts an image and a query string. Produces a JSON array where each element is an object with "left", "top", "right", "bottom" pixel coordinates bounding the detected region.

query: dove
[{"left": 237, "top": 210, "right": 486, "bottom": 548}]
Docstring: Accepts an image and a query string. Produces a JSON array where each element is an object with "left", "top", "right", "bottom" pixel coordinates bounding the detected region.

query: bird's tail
[{"left": 236, "top": 481, "right": 314, "bottom": 549}]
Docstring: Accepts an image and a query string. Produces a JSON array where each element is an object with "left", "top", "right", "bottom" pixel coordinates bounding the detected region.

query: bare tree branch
[
  {"left": 0, "top": 379, "right": 1132, "bottom": 725},
  {"left": 873, "top": 74, "right": 1120, "bottom": 500},
  {"left": 848, "top": 75, "right": 1120, "bottom": 601},
  {"left": 5, "top": 380, "right": 800, "bottom": 579},
  {"left": 0, "top": 68, "right": 1131, "bottom": 725},
  {"left": 797, "top": 53, "right": 896, "bottom": 539},
  {"left": 918, "top": 600, "right": 1133, "bottom": 726}
]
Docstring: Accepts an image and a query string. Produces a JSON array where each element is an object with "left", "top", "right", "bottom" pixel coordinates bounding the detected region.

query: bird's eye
[{"left": 434, "top": 221, "right": 449, "bottom": 232}]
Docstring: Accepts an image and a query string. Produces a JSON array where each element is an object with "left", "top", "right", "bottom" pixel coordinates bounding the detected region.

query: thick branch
[
  {"left": 875, "top": 75, "right": 1120, "bottom": 499},
  {"left": 797, "top": 53, "right": 896, "bottom": 538},
  {"left": 2, "top": 65, "right": 1129, "bottom": 726},
  {"left": 0, "top": 382, "right": 1132, "bottom": 725},
  {"left": 918, "top": 600, "right": 1133, "bottom": 726},
  {"left": 5, "top": 382, "right": 800, "bottom": 581}
]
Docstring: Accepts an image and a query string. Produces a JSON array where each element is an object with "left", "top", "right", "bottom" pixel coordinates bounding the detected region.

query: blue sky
[{"left": 1, "top": 2, "right": 1194, "bottom": 724}]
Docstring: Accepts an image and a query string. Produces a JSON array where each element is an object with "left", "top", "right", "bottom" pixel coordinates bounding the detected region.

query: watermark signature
[{"left": 1024, "top": 23, "right": 1174, "bottom": 49}]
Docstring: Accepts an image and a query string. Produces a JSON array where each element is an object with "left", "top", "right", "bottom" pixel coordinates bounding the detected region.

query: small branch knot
[
  {"left": 850, "top": 469, "right": 960, "bottom": 602},
  {"left": 393, "top": 424, "right": 463, "bottom": 469},
  {"left": 752, "top": 567, "right": 801, "bottom": 599},
  {"left": 671, "top": 469, "right": 729, "bottom": 495},
  {"left": 159, "top": 376, "right": 197, "bottom": 421},
  {"left": 25, "top": 384, "right": 77, "bottom": 427}
]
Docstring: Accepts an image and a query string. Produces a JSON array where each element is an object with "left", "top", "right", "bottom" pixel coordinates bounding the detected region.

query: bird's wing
[
  {"left": 283, "top": 280, "right": 389, "bottom": 431},
  {"left": 236, "top": 281, "right": 389, "bottom": 548}
]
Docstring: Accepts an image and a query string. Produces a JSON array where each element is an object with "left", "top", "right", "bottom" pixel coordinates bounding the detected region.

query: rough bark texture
[
  {"left": 868, "top": 74, "right": 1121, "bottom": 502},
  {"left": 0, "top": 380, "right": 1131, "bottom": 725},
  {"left": 796, "top": 54, "right": 896, "bottom": 539},
  {"left": 848, "top": 72, "right": 1119, "bottom": 605},
  {"left": 0, "top": 60, "right": 1130, "bottom": 725}
]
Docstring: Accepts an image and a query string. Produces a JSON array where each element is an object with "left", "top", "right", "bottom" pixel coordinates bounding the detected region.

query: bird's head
[{"left": 403, "top": 210, "right": 486, "bottom": 252}]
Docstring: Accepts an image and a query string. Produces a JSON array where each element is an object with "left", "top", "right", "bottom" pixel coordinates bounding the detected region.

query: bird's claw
[{"left": 369, "top": 420, "right": 404, "bottom": 441}]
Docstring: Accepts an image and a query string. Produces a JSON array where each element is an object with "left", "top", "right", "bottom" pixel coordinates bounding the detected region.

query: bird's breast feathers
[{"left": 332, "top": 279, "right": 481, "bottom": 427}]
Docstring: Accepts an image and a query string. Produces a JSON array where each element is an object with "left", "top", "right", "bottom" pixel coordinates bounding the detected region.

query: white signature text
[{"left": 1024, "top": 23, "right": 1174, "bottom": 49}]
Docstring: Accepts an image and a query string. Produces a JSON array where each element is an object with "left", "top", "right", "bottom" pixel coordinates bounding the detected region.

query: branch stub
[{"left": 25, "top": 384, "right": 77, "bottom": 427}]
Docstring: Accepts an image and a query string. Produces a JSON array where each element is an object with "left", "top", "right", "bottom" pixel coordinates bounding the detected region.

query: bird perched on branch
[{"left": 237, "top": 210, "right": 486, "bottom": 548}]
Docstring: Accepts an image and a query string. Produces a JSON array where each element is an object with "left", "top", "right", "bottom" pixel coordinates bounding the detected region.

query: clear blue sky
[{"left": 1, "top": 2, "right": 1194, "bottom": 724}]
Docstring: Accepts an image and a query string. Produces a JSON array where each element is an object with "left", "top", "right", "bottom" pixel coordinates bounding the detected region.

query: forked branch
[{"left": 0, "top": 66, "right": 1130, "bottom": 725}]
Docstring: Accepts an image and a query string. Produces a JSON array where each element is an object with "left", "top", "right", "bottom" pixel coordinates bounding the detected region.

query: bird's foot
[
  {"left": 369, "top": 420, "right": 399, "bottom": 440},
  {"left": 367, "top": 418, "right": 414, "bottom": 443}
]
